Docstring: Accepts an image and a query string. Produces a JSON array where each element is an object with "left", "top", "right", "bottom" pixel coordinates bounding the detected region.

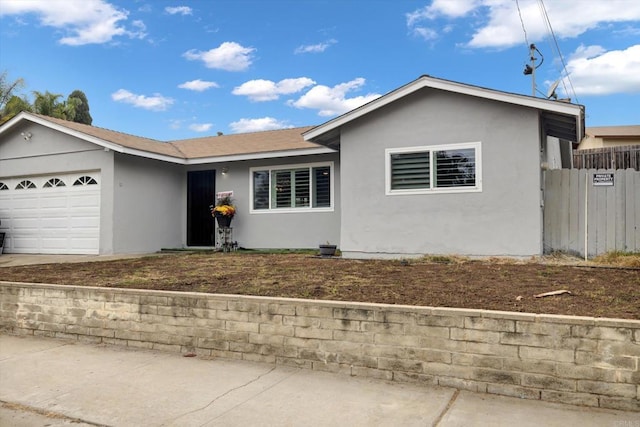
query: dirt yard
[{"left": 1, "top": 251, "right": 638, "bottom": 319}]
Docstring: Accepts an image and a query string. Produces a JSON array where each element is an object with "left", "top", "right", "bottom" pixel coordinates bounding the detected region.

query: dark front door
[{"left": 187, "top": 170, "right": 215, "bottom": 246}]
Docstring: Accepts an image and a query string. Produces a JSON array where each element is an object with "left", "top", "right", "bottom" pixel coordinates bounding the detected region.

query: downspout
[{"left": 539, "top": 113, "right": 546, "bottom": 256}]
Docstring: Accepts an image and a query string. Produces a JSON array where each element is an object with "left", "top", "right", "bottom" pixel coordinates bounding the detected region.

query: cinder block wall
[{"left": 1, "top": 282, "right": 638, "bottom": 411}]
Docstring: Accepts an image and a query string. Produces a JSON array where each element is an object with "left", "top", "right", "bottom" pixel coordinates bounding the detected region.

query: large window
[
  {"left": 386, "top": 142, "right": 481, "bottom": 194},
  {"left": 251, "top": 162, "right": 333, "bottom": 212}
]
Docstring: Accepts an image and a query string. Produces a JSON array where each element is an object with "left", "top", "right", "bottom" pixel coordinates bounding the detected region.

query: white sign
[
  {"left": 593, "top": 173, "right": 614, "bottom": 187},
  {"left": 217, "top": 191, "right": 233, "bottom": 199}
]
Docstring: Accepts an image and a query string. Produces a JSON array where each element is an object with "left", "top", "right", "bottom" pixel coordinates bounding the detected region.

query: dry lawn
[{"left": 2, "top": 251, "right": 639, "bottom": 320}]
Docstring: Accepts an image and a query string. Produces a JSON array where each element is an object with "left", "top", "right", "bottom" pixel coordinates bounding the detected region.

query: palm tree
[{"left": 33, "top": 90, "right": 63, "bottom": 117}]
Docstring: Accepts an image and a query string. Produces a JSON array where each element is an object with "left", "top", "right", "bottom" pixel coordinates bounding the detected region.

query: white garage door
[{"left": 0, "top": 172, "right": 100, "bottom": 254}]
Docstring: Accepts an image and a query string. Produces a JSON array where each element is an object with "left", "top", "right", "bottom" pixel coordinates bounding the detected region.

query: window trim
[
  {"left": 250, "top": 161, "right": 335, "bottom": 214},
  {"left": 385, "top": 142, "right": 482, "bottom": 195}
]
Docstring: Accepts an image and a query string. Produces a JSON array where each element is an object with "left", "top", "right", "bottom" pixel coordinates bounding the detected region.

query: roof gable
[{"left": 303, "top": 75, "right": 585, "bottom": 147}]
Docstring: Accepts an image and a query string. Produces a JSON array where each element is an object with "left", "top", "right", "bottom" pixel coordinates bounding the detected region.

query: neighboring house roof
[
  {"left": 303, "top": 75, "right": 585, "bottom": 148},
  {"left": 585, "top": 125, "right": 640, "bottom": 138},
  {"left": 0, "top": 112, "right": 331, "bottom": 164}
]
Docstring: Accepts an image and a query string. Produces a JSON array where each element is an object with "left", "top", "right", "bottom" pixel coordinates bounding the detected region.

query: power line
[
  {"left": 537, "top": 0, "right": 579, "bottom": 103},
  {"left": 515, "top": 0, "right": 530, "bottom": 48}
]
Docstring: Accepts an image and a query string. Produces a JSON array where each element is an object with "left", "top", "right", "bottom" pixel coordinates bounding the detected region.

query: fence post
[{"left": 584, "top": 172, "right": 588, "bottom": 260}]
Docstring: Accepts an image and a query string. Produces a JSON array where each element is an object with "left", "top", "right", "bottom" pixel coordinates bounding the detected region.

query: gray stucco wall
[
  {"left": 113, "top": 153, "right": 184, "bottom": 253},
  {"left": 338, "top": 88, "right": 543, "bottom": 258},
  {"left": 188, "top": 153, "right": 340, "bottom": 249},
  {"left": 0, "top": 122, "right": 116, "bottom": 254}
]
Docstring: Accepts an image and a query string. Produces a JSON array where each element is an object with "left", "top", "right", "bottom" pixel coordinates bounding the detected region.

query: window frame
[
  {"left": 385, "top": 142, "right": 482, "bottom": 195},
  {"left": 16, "top": 180, "right": 37, "bottom": 190},
  {"left": 73, "top": 176, "right": 98, "bottom": 186},
  {"left": 44, "top": 178, "right": 66, "bottom": 188},
  {"left": 249, "top": 161, "right": 334, "bottom": 214}
]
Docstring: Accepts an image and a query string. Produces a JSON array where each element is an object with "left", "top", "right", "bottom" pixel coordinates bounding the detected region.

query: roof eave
[
  {"left": 304, "top": 75, "right": 585, "bottom": 144},
  {"left": 184, "top": 146, "right": 337, "bottom": 165}
]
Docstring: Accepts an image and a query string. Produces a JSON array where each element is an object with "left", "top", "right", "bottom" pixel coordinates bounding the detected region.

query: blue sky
[{"left": 1, "top": 0, "right": 639, "bottom": 141}]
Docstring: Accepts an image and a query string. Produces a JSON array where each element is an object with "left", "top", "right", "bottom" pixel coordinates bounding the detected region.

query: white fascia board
[
  {"left": 184, "top": 147, "right": 336, "bottom": 165},
  {"left": 0, "top": 111, "right": 39, "bottom": 135},
  {"left": 1, "top": 113, "right": 126, "bottom": 153},
  {"left": 304, "top": 76, "right": 582, "bottom": 141}
]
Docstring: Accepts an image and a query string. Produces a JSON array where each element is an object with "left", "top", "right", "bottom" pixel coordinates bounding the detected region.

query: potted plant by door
[
  {"left": 318, "top": 242, "right": 337, "bottom": 257},
  {"left": 210, "top": 196, "right": 236, "bottom": 228}
]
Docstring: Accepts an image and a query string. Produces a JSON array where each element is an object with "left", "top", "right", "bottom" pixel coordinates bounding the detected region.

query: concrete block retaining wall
[{"left": 1, "top": 282, "right": 638, "bottom": 412}]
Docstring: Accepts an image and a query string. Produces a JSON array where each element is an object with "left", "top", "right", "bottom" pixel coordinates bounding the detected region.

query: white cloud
[
  {"left": 183, "top": 42, "right": 255, "bottom": 71},
  {"left": 288, "top": 78, "right": 381, "bottom": 117},
  {"left": 229, "top": 117, "right": 293, "bottom": 133},
  {"left": 407, "top": 0, "right": 478, "bottom": 26},
  {"left": 232, "top": 77, "right": 316, "bottom": 102},
  {"left": 169, "top": 119, "right": 183, "bottom": 129},
  {"left": 0, "top": 0, "right": 146, "bottom": 45},
  {"left": 406, "top": 0, "right": 640, "bottom": 49},
  {"left": 294, "top": 39, "right": 337, "bottom": 54},
  {"left": 165, "top": 6, "right": 192, "bottom": 15},
  {"left": 189, "top": 123, "right": 213, "bottom": 132},
  {"left": 562, "top": 44, "right": 640, "bottom": 96},
  {"left": 412, "top": 27, "right": 438, "bottom": 41},
  {"left": 111, "top": 89, "right": 173, "bottom": 111},
  {"left": 407, "top": 0, "right": 478, "bottom": 41},
  {"left": 178, "top": 79, "right": 219, "bottom": 91}
]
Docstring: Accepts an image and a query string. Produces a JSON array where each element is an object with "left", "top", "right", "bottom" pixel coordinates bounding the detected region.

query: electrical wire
[
  {"left": 537, "top": 0, "right": 579, "bottom": 103},
  {"left": 515, "top": 0, "right": 530, "bottom": 49}
]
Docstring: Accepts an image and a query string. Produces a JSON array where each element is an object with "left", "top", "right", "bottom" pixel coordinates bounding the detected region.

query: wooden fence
[
  {"left": 543, "top": 168, "right": 640, "bottom": 257},
  {"left": 573, "top": 145, "right": 640, "bottom": 170}
]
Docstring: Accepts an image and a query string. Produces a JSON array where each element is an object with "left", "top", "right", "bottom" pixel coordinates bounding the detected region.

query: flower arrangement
[{"left": 210, "top": 195, "right": 236, "bottom": 218}]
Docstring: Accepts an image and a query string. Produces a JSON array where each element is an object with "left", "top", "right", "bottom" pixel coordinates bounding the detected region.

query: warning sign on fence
[{"left": 593, "top": 173, "right": 614, "bottom": 186}]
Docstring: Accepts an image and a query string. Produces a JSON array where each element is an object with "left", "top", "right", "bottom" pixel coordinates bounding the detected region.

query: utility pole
[{"left": 523, "top": 44, "right": 541, "bottom": 97}]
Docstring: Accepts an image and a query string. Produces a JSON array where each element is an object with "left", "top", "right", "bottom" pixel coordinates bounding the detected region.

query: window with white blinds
[
  {"left": 251, "top": 162, "right": 333, "bottom": 212},
  {"left": 386, "top": 142, "right": 481, "bottom": 194}
]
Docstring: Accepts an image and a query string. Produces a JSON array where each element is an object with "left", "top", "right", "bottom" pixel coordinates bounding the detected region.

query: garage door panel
[
  {"left": 69, "top": 194, "right": 99, "bottom": 208},
  {"left": 41, "top": 238, "right": 69, "bottom": 250},
  {"left": 12, "top": 218, "right": 40, "bottom": 230},
  {"left": 0, "top": 172, "right": 100, "bottom": 254},
  {"left": 40, "top": 197, "right": 68, "bottom": 208},
  {"left": 12, "top": 237, "right": 39, "bottom": 250},
  {"left": 70, "top": 218, "right": 99, "bottom": 229},
  {"left": 40, "top": 217, "right": 70, "bottom": 229},
  {"left": 9, "top": 199, "right": 39, "bottom": 210}
]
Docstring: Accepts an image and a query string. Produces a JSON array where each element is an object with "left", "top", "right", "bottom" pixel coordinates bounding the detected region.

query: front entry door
[{"left": 187, "top": 170, "right": 215, "bottom": 246}]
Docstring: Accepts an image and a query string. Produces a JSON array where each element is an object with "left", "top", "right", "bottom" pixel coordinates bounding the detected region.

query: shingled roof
[
  {"left": 29, "top": 114, "right": 185, "bottom": 158},
  {"left": 171, "top": 126, "right": 316, "bottom": 159},
  {"left": 1, "top": 112, "right": 328, "bottom": 163}
]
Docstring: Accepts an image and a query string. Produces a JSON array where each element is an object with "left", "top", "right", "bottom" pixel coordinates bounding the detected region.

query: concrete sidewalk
[
  {"left": 0, "top": 253, "right": 165, "bottom": 268},
  {"left": 0, "top": 335, "right": 636, "bottom": 427}
]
